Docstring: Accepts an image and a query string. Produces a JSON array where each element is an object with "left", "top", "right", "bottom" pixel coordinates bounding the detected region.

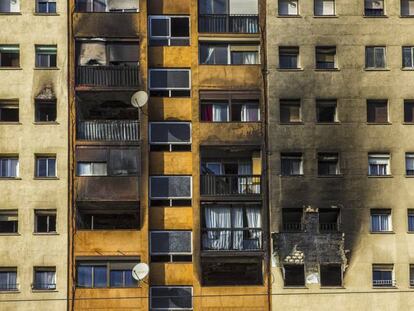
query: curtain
[
  {"left": 232, "top": 207, "right": 244, "bottom": 250},
  {"left": 242, "top": 52, "right": 258, "bottom": 64},
  {"left": 403, "top": 47, "right": 413, "bottom": 67},
  {"left": 204, "top": 207, "right": 231, "bottom": 250},
  {"left": 246, "top": 207, "right": 262, "bottom": 249},
  {"left": 77, "top": 163, "right": 91, "bottom": 176},
  {"left": 212, "top": 104, "right": 228, "bottom": 121},
  {"left": 36, "top": 271, "right": 55, "bottom": 289},
  {"left": 241, "top": 103, "right": 259, "bottom": 121},
  {"left": 279, "top": 0, "right": 298, "bottom": 15},
  {"left": 372, "top": 214, "right": 389, "bottom": 231},
  {"left": 238, "top": 162, "right": 252, "bottom": 194},
  {"left": 201, "top": 104, "right": 213, "bottom": 121},
  {"left": 375, "top": 48, "right": 385, "bottom": 68}
]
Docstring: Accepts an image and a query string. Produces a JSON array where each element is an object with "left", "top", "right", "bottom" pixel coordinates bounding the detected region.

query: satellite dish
[
  {"left": 132, "top": 263, "right": 149, "bottom": 281},
  {"left": 131, "top": 91, "right": 148, "bottom": 108}
]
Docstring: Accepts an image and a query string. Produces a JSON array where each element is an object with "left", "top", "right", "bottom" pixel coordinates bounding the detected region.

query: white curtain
[
  {"left": 241, "top": 103, "right": 259, "bottom": 122},
  {"left": 406, "top": 156, "right": 414, "bottom": 171},
  {"left": 212, "top": 104, "right": 229, "bottom": 122},
  {"left": 242, "top": 52, "right": 258, "bottom": 64},
  {"left": 203, "top": 47, "right": 216, "bottom": 64},
  {"left": 232, "top": 208, "right": 244, "bottom": 250},
  {"left": 204, "top": 207, "right": 231, "bottom": 250},
  {"left": 36, "top": 271, "right": 55, "bottom": 289},
  {"left": 246, "top": 207, "right": 262, "bottom": 249},
  {"left": 77, "top": 163, "right": 92, "bottom": 176},
  {"left": 229, "top": 0, "right": 258, "bottom": 14},
  {"left": 238, "top": 162, "right": 252, "bottom": 194}
]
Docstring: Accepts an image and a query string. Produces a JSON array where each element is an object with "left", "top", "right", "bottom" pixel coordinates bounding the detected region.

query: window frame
[
  {"left": 402, "top": 46, "right": 414, "bottom": 68},
  {"left": 0, "top": 157, "right": 19, "bottom": 178},
  {"left": 149, "top": 15, "right": 190, "bottom": 46},
  {"left": 283, "top": 264, "right": 306, "bottom": 287},
  {"left": 281, "top": 153, "right": 304, "bottom": 176},
  {"left": 315, "top": 46, "right": 337, "bottom": 69},
  {"left": 35, "top": 45, "right": 57, "bottom": 68},
  {"left": 33, "top": 267, "right": 56, "bottom": 290},
  {"left": 0, "top": 45, "right": 20, "bottom": 68},
  {"left": 76, "top": 161, "right": 108, "bottom": 177},
  {"left": 401, "top": 0, "right": 414, "bottom": 16},
  {"left": 364, "top": 0, "right": 385, "bottom": 16},
  {"left": 0, "top": 268, "right": 18, "bottom": 291},
  {"left": 319, "top": 264, "right": 343, "bottom": 287},
  {"left": 370, "top": 209, "right": 392, "bottom": 232},
  {"left": 149, "top": 176, "right": 193, "bottom": 200},
  {"left": 366, "top": 99, "right": 389, "bottom": 124},
  {"left": 279, "top": 46, "right": 300, "bottom": 69},
  {"left": 314, "top": 0, "right": 335, "bottom": 16},
  {"left": 35, "top": 155, "right": 57, "bottom": 178},
  {"left": 372, "top": 264, "right": 395, "bottom": 287},
  {"left": 149, "top": 122, "right": 192, "bottom": 145},
  {"left": 317, "top": 152, "right": 340, "bottom": 176},
  {"left": 280, "top": 99, "right": 302, "bottom": 123},
  {"left": 36, "top": 0, "right": 57, "bottom": 13},
  {"left": 34, "top": 99, "right": 57, "bottom": 122},
  {"left": 199, "top": 42, "right": 260, "bottom": 65},
  {"left": 316, "top": 99, "right": 338, "bottom": 123},
  {"left": 368, "top": 153, "right": 391, "bottom": 176},
  {"left": 408, "top": 209, "right": 414, "bottom": 232},
  {"left": 0, "top": 100, "right": 19, "bottom": 123},
  {"left": 278, "top": 0, "right": 299, "bottom": 16},
  {"left": 34, "top": 210, "right": 57, "bottom": 234},
  {"left": 365, "top": 46, "right": 386, "bottom": 69},
  {"left": 0, "top": 210, "right": 18, "bottom": 234},
  {"left": 148, "top": 68, "right": 191, "bottom": 97},
  {"left": 150, "top": 286, "right": 193, "bottom": 311}
]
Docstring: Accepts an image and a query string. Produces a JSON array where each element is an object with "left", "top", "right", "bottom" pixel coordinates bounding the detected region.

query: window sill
[
  {"left": 372, "top": 286, "right": 397, "bottom": 289},
  {"left": 283, "top": 286, "right": 307, "bottom": 289},
  {"left": 320, "top": 286, "right": 345, "bottom": 289},
  {"left": 316, "top": 122, "right": 341, "bottom": 125},
  {"left": 0, "top": 233, "right": 20, "bottom": 236},
  {"left": 76, "top": 229, "right": 140, "bottom": 232},
  {"left": 33, "top": 177, "right": 59, "bottom": 180},
  {"left": 280, "top": 174, "right": 304, "bottom": 177},
  {"left": 277, "top": 68, "right": 303, "bottom": 71},
  {"left": 0, "top": 67, "right": 22, "bottom": 70},
  {"left": 34, "top": 67, "right": 59, "bottom": 71},
  {"left": 0, "top": 290, "right": 20, "bottom": 294},
  {"left": 32, "top": 289, "right": 58, "bottom": 293},
  {"left": 363, "top": 15, "right": 388, "bottom": 18},
  {"left": 33, "top": 232, "right": 59, "bottom": 236},
  {"left": 314, "top": 68, "right": 340, "bottom": 72},
  {"left": 370, "top": 231, "right": 395, "bottom": 234},
  {"left": 277, "top": 15, "right": 302, "bottom": 18},
  {"left": 280, "top": 122, "right": 304, "bottom": 125},
  {"left": 405, "top": 175, "right": 414, "bottom": 178},
  {"left": 33, "top": 13, "right": 60, "bottom": 16},
  {"left": 367, "top": 175, "right": 393, "bottom": 178},
  {"left": 33, "top": 121, "right": 59, "bottom": 125},
  {"left": 317, "top": 174, "right": 344, "bottom": 178},
  {"left": 367, "top": 122, "right": 392, "bottom": 125},
  {"left": 313, "top": 15, "right": 338, "bottom": 18},
  {"left": 403, "top": 122, "right": 414, "bottom": 125},
  {"left": 400, "top": 15, "right": 414, "bottom": 18},
  {"left": 364, "top": 68, "right": 390, "bottom": 71},
  {"left": 402, "top": 68, "right": 414, "bottom": 71},
  {"left": 0, "top": 12, "right": 21, "bottom": 15},
  {"left": 0, "top": 122, "right": 21, "bottom": 125},
  {"left": 0, "top": 177, "right": 21, "bottom": 180}
]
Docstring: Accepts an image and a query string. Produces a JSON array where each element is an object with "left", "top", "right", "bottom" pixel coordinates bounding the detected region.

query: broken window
[
  {"left": 280, "top": 100, "right": 301, "bottom": 123},
  {"left": 149, "top": 122, "right": 191, "bottom": 152},
  {"left": 368, "top": 153, "right": 390, "bottom": 176},
  {"left": 0, "top": 157, "right": 19, "bottom": 177},
  {"left": 150, "top": 231, "right": 192, "bottom": 263},
  {"left": 77, "top": 41, "right": 139, "bottom": 66},
  {"left": 404, "top": 100, "right": 414, "bottom": 123},
  {"left": 318, "top": 153, "right": 340, "bottom": 176},
  {"left": 315, "top": 46, "right": 336, "bottom": 69},
  {"left": 35, "top": 100, "right": 56, "bottom": 122},
  {"left": 0, "top": 0, "right": 19, "bottom": 12},
  {"left": 201, "top": 259, "right": 263, "bottom": 286},
  {"left": 365, "top": 0, "right": 384, "bottom": 16},
  {"left": 319, "top": 208, "right": 340, "bottom": 232},
  {"left": 279, "top": 47, "right": 299, "bottom": 69},
  {"left": 77, "top": 207, "right": 139, "bottom": 230},
  {"left": 149, "top": 16, "right": 190, "bottom": 46},
  {"left": 320, "top": 264, "right": 342, "bottom": 287},
  {"left": 281, "top": 153, "right": 303, "bottom": 176},
  {"left": 0, "top": 210, "right": 18, "bottom": 233},
  {"left": 35, "top": 45, "right": 57, "bottom": 68},
  {"left": 35, "top": 210, "right": 56, "bottom": 233},
  {"left": 365, "top": 46, "right": 386, "bottom": 68},
  {"left": 371, "top": 209, "right": 392, "bottom": 232},
  {"left": 36, "top": 0, "right": 56, "bottom": 13},
  {"left": 282, "top": 208, "right": 303, "bottom": 232},
  {"left": 149, "top": 69, "right": 191, "bottom": 97},
  {"left": 283, "top": 264, "right": 305, "bottom": 286},
  {"left": 0, "top": 45, "right": 19, "bottom": 67},
  {"left": 0, "top": 100, "right": 18, "bottom": 122},
  {"left": 75, "top": 0, "right": 139, "bottom": 12},
  {"left": 367, "top": 100, "right": 388, "bottom": 123},
  {"left": 316, "top": 100, "right": 337, "bottom": 123},
  {"left": 372, "top": 264, "right": 394, "bottom": 287},
  {"left": 279, "top": 0, "right": 298, "bottom": 15},
  {"left": 150, "top": 286, "right": 193, "bottom": 310}
]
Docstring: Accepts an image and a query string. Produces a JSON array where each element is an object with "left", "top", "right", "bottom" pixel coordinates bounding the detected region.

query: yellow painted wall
[
  {"left": 149, "top": 98, "right": 192, "bottom": 121},
  {"left": 150, "top": 263, "right": 194, "bottom": 285},
  {"left": 150, "top": 152, "right": 193, "bottom": 175},
  {"left": 149, "top": 207, "right": 193, "bottom": 230}
]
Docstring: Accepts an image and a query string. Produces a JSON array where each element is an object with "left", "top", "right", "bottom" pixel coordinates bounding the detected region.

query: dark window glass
[
  {"left": 76, "top": 211, "right": 139, "bottom": 230},
  {"left": 0, "top": 103, "right": 18, "bottom": 122},
  {"left": 0, "top": 211, "right": 18, "bottom": 233},
  {"left": 279, "top": 47, "right": 299, "bottom": 69},
  {"left": 319, "top": 208, "right": 340, "bottom": 232},
  {"left": 316, "top": 100, "right": 337, "bottom": 123},
  {"left": 35, "top": 211, "right": 56, "bottom": 233},
  {"left": 408, "top": 211, "right": 414, "bottom": 232},
  {"left": 320, "top": 265, "right": 342, "bottom": 286},
  {"left": 34, "top": 268, "right": 56, "bottom": 290},
  {"left": 199, "top": 44, "right": 228, "bottom": 65},
  {"left": 284, "top": 265, "right": 305, "bottom": 286},
  {"left": 150, "top": 231, "right": 192, "bottom": 254},
  {"left": 35, "top": 101, "right": 56, "bottom": 122},
  {"left": 367, "top": 100, "right": 388, "bottom": 123},
  {"left": 37, "top": 1, "right": 56, "bottom": 13},
  {"left": 365, "top": 47, "right": 386, "bottom": 68},
  {"left": 93, "top": 266, "right": 107, "bottom": 288},
  {"left": 318, "top": 153, "right": 339, "bottom": 176},
  {"left": 282, "top": 208, "right": 303, "bottom": 232},
  {"left": 281, "top": 153, "right": 303, "bottom": 176},
  {"left": 171, "top": 17, "right": 189, "bottom": 37},
  {"left": 150, "top": 176, "right": 192, "bottom": 199},
  {"left": 151, "top": 286, "right": 193, "bottom": 309},
  {"left": 77, "top": 266, "right": 92, "bottom": 288},
  {"left": 404, "top": 101, "right": 414, "bottom": 123},
  {"left": 36, "top": 157, "right": 56, "bottom": 177},
  {"left": 280, "top": 100, "right": 301, "bottom": 123},
  {"left": 201, "top": 261, "right": 263, "bottom": 286}
]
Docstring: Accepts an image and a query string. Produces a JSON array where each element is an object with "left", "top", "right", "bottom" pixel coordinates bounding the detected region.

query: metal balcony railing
[
  {"left": 0, "top": 283, "right": 18, "bottom": 291},
  {"left": 200, "top": 175, "right": 261, "bottom": 197},
  {"left": 76, "top": 65, "right": 139, "bottom": 88},
  {"left": 198, "top": 14, "right": 259, "bottom": 33},
  {"left": 32, "top": 283, "right": 56, "bottom": 290},
  {"left": 202, "top": 228, "right": 262, "bottom": 251},
  {"left": 372, "top": 279, "right": 396, "bottom": 287},
  {"left": 319, "top": 223, "right": 339, "bottom": 232},
  {"left": 283, "top": 223, "right": 303, "bottom": 232},
  {"left": 77, "top": 120, "right": 139, "bottom": 141}
]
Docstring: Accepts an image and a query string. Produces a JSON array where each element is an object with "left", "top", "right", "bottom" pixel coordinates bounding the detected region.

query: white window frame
[
  {"left": 149, "top": 176, "right": 193, "bottom": 200},
  {"left": 278, "top": 0, "right": 299, "bottom": 16},
  {"left": 76, "top": 162, "right": 108, "bottom": 176},
  {"left": 35, "top": 45, "right": 57, "bottom": 68},
  {"left": 368, "top": 154, "right": 390, "bottom": 176},
  {"left": 150, "top": 286, "right": 193, "bottom": 311},
  {"left": 372, "top": 264, "right": 395, "bottom": 287},
  {"left": 314, "top": 0, "right": 335, "bottom": 16},
  {"left": 0, "top": 157, "right": 19, "bottom": 178},
  {"left": 149, "top": 16, "right": 190, "bottom": 46},
  {"left": 33, "top": 267, "right": 56, "bottom": 290},
  {"left": 36, "top": 0, "right": 56, "bottom": 13},
  {"left": 200, "top": 43, "right": 260, "bottom": 65},
  {"left": 148, "top": 69, "right": 191, "bottom": 96},
  {"left": 36, "top": 156, "right": 57, "bottom": 178},
  {"left": 149, "top": 122, "right": 192, "bottom": 145},
  {"left": 0, "top": 268, "right": 18, "bottom": 291},
  {"left": 365, "top": 46, "right": 386, "bottom": 69},
  {"left": 150, "top": 231, "right": 193, "bottom": 256},
  {"left": 402, "top": 46, "right": 414, "bottom": 68},
  {"left": 370, "top": 210, "right": 392, "bottom": 232},
  {"left": 34, "top": 210, "right": 57, "bottom": 233}
]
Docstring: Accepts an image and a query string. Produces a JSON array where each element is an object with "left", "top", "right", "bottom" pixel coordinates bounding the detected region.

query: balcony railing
[
  {"left": 283, "top": 223, "right": 303, "bottom": 232},
  {"left": 372, "top": 279, "right": 396, "bottom": 287},
  {"left": 200, "top": 174, "right": 261, "bottom": 197},
  {"left": 198, "top": 14, "right": 259, "bottom": 34},
  {"left": 32, "top": 283, "right": 56, "bottom": 290},
  {"left": 77, "top": 120, "right": 139, "bottom": 141},
  {"left": 319, "top": 223, "right": 339, "bottom": 232},
  {"left": 202, "top": 228, "right": 262, "bottom": 251},
  {"left": 76, "top": 65, "right": 139, "bottom": 88},
  {"left": 0, "top": 283, "right": 18, "bottom": 291}
]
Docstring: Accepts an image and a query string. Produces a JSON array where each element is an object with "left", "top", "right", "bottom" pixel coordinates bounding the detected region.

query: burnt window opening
[
  {"left": 201, "top": 260, "right": 263, "bottom": 286},
  {"left": 283, "top": 264, "right": 305, "bottom": 287},
  {"left": 76, "top": 208, "right": 139, "bottom": 230},
  {"left": 280, "top": 99, "right": 301, "bottom": 123},
  {"left": 0, "top": 45, "right": 19, "bottom": 67},
  {"left": 150, "top": 231, "right": 192, "bottom": 263},
  {"left": 319, "top": 208, "right": 340, "bottom": 232},
  {"left": 318, "top": 153, "right": 340, "bottom": 176},
  {"left": 320, "top": 264, "right": 342, "bottom": 287},
  {"left": 282, "top": 208, "right": 303, "bottom": 232},
  {"left": 316, "top": 100, "right": 337, "bottom": 123},
  {"left": 0, "top": 210, "right": 18, "bottom": 233},
  {"left": 367, "top": 100, "right": 388, "bottom": 123},
  {"left": 35, "top": 210, "right": 56, "bottom": 233},
  {"left": 75, "top": 0, "right": 139, "bottom": 12},
  {"left": 149, "top": 122, "right": 191, "bottom": 152},
  {"left": 35, "top": 100, "right": 56, "bottom": 122},
  {"left": 149, "top": 16, "right": 190, "bottom": 46},
  {"left": 281, "top": 153, "right": 303, "bottom": 176},
  {"left": 0, "top": 101, "right": 19, "bottom": 122}
]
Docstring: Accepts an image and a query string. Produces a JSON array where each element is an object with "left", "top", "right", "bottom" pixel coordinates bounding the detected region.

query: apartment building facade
[
  {"left": 268, "top": 0, "right": 414, "bottom": 310},
  {"left": 0, "top": 0, "right": 68, "bottom": 310}
]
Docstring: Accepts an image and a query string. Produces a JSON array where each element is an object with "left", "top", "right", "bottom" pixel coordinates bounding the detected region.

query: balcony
[
  {"left": 77, "top": 120, "right": 139, "bottom": 142},
  {"left": 283, "top": 223, "right": 303, "bottom": 232},
  {"left": 200, "top": 175, "right": 261, "bottom": 197},
  {"left": 202, "top": 228, "right": 262, "bottom": 251},
  {"left": 76, "top": 65, "right": 140, "bottom": 89},
  {"left": 198, "top": 14, "right": 259, "bottom": 34}
]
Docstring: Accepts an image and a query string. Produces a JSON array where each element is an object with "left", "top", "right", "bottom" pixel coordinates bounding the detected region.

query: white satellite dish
[
  {"left": 131, "top": 91, "right": 148, "bottom": 108},
  {"left": 132, "top": 263, "right": 149, "bottom": 281}
]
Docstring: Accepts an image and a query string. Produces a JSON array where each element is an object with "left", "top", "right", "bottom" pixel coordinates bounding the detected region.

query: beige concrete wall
[
  {"left": 0, "top": 0, "right": 68, "bottom": 310},
  {"left": 267, "top": 0, "right": 414, "bottom": 310}
]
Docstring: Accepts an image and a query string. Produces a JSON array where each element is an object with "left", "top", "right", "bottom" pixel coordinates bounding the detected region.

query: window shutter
[{"left": 229, "top": 0, "right": 258, "bottom": 14}]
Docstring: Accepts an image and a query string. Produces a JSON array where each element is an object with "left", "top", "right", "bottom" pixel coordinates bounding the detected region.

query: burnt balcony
[
  {"left": 198, "top": 14, "right": 259, "bottom": 34},
  {"left": 200, "top": 174, "right": 261, "bottom": 197},
  {"left": 77, "top": 120, "right": 139, "bottom": 142},
  {"left": 202, "top": 228, "right": 262, "bottom": 251},
  {"left": 76, "top": 65, "right": 140, "bottom": 89}
]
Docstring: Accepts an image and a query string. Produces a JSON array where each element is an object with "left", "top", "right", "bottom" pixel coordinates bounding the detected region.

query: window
[
  {"left": 279, "top": 47, "right": 299, "bottom": 69},
  {"left": 36, "top": 156, "right": 56, "bottom": 178},
  {"left": 365, "top": 46, "right": 386, "bottom": 69},
  {"left": 406, "top": 154, "right": 414, "bottom": 175},
  {"left": 150, "top": 176, "right": 192, "bottom": 200},
  {"left": 201, "top": 102, "right": 229, "bottom": 122},
  {"left": 365, "top": 0, "right": 384, "bottom": 16},
  {"left": 149, "top": 122, "right": 191, "bottom": 151},
  {"left": 319, "top": 208, "right": 340, "bottom": 232},
  {"left": 149, "top": 69, "right": 191, "bottom": 97},
  {"left": 367, "top": 100, "right": 388, "bottom": 123},
  {"left": 316, "top": 100, "right": 337, "bottom": 123},
  {"left": 320, "top": 265, "right": 342, "bottom": 287},
  {"left": 368, "top": 154, "right": 390, "bottom": 176},
  {"left": 0, "top": 268, "right": 17, "bottom": 291},
  {"left": 150, "top": 286, "right": 193, "bottom": 311},
  {"left": 77, "top": 162, "right": 107, "bottom": 176},
  {"left": 35, "top": 100, "right": 56, "bottom": 122},
  {"left": 403, "top": 47, "right": 414, "bottom": 68},
  {"left": 282, "top": 208, "right": 303, "bottom": 231},
  {"left": 0, "top": 0, "right": 19, "bottom": 12},
  {"left": 0, "top": 157, "right": 18, "bottom": 177},
  {"left": 404, "top": 100, "right": 414, "bottom": 123},
  {"left": 279, "top": 0, "right": 298, "bottom": 15},
  {"left": 33, "top": 267, "right": 56, "bottom": 290},
  {"left": 315, "top": 47, "right": 336, "bottom": 69},
  {"left": 35, "top": 46, "right": 57, "bottom": 68},
  {"left": 77, "top": 208, "right": 139, "bottom": 230},
  {"left": 318, "top": 153, "right": 340, "bottom": 176},
  {"left": 372, "top": 264, "right": 394, "bottom": 287},
  {"left": 401, "top": 0, "right": 414, "bottom": 16},
  {"left": 0, "top": 211, "right": 18, "bottom": 233},
  {"left": 150, "top": 231, "right": 192, "bottom": 262},
  {"left": 408, "top": 210, "right": 414, "bottom": 232},
  {"left": 371, "top": 209, "right": 392, "bottom": 232},
  {"left": 280, "top": 100, "right": 301, "bottom": 123},
  {"left": 199, "top": 43, "right": 260, "bottom": 65},
  {"left": 36, "top": 0, "right": 56, "bottom": 13},
  {"left": 149, "top": 16, "right": 190, "bottom": 46},
  {"left": 77, "top": 260, "right": 138, "bottom": 288},
  {"left": 75, "top": 0, "right": 139, "bottom": 12},
  {"left": 283, "top": 265, "right": 305, "bottom": 286},
  {"left": 35, "top": 210, "right": 56, "bottom": 233},
  {"left": 0, "top": 45, "right": 19, "bottom": 67},
  {"left": 281, "top": 153, "right": 303, "bottom": 176},
  {"left": 0, "top": 100, "right": 18, "bottom": 122},
  {"left": 314, "top": 0, "right": 335, "bottom": 15}
]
